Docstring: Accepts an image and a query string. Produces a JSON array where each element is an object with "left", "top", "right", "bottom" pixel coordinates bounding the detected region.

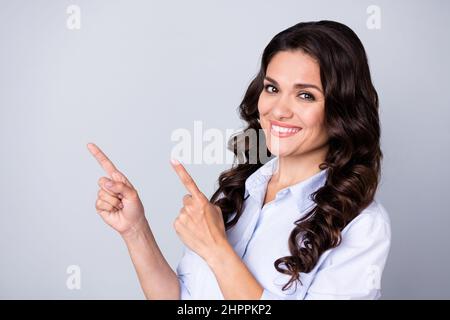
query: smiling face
[{"left": 258, "top": 50, "right": 329, "bottom": 158}]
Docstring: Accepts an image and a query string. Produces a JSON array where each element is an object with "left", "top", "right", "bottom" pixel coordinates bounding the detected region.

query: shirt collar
[
  {"left": 244, "top": 156, "right": 278, "bottom": 202},
  {"left": 244, "top": 156, "right": 328, "bottom": 212}
]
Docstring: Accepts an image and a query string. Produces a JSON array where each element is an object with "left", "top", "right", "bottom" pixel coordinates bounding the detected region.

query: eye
[
  {"left": 264, "top": 84, "right": 316, "bottom": 101},
  {"left": 298, "top": 92, "right": 315, "bottom": 101},
  {"left": 264, "top": 84, "right": 278, "bottom": 94}
]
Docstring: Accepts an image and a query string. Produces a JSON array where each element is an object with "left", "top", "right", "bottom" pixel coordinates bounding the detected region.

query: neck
[{"left": 271, "top": 145, "right": 328, "bottom": 187}]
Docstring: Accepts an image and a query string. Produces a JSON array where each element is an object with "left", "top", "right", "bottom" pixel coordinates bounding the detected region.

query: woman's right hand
[{"left": 87, "top": 143, "right": 147, "bottom": 237}]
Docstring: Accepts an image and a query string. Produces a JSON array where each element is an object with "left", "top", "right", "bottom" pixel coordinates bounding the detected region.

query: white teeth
[{"left": 271, "top": 125, "right": 301, "bottom": 134}]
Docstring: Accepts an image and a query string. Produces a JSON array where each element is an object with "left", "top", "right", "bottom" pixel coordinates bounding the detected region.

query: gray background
[{"left": 0, "top": 0, "right": 449, "bottom": 299}]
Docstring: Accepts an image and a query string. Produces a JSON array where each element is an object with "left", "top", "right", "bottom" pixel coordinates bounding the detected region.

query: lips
[{"left": 269, "top": 120, "right": 302, "bottom": 138}]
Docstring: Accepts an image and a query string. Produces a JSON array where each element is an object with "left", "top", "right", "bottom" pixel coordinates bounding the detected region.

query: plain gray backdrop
[{"left": 0, "top": 0, "right": 449, "bottom": 299}]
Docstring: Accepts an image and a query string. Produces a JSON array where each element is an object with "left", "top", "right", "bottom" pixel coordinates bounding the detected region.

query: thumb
[{"left": 104, "top": 179, "right": 137, "bottom": 200}]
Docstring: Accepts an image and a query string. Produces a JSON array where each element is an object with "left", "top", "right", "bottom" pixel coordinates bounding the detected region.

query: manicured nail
[
  {"left": 105, "top": 181, "right": 113, "bottom": 188},
  {"left": 170, "top": 158, "right": 180, "bottom": 165}
]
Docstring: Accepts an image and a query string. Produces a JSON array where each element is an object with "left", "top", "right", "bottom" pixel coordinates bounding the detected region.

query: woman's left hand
[{"left": 170, "top": 159, "right": 228, "bottom": 262}]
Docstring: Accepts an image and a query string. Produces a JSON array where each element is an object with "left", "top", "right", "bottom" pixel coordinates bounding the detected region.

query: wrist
[
  {"left": 205, "top": 240, "right": 235, "bottom": 270},
  {"left": 120, "top": 217, "right": 151, "bottom": 242}
]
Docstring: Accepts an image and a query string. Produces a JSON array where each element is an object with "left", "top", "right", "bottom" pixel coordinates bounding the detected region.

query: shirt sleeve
[
  {"left": 260, "top": 288, "right": 296, "bottom": 300},
  {"left": 304, "top": 212, "right": 391, "bottom": 300},
  {"left": 259, "top": 211, "right": 391, "bottom": 300},
  {"left": 176, "top": 246, "right": 196, "bottom": 300},
  {"left": 178, "top": 277, "right": 192, "bottom": 300}
]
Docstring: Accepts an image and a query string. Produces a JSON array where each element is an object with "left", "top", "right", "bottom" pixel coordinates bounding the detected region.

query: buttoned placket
[{"left": 241, "top": 188, "right": 290, "bottom": 259}]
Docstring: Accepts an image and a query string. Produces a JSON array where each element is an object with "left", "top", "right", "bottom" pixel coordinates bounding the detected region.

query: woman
[{"left": 88, "top": 20, "right": 391, "bottom": 300}]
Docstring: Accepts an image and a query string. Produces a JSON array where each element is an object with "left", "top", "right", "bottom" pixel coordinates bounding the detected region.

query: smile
[{"left": 269, "top": 120, "right": 302, "bottom": 138}]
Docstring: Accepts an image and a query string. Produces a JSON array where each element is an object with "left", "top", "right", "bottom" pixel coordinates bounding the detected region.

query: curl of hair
[{"left": 210, "top": 20, "right": 382, "bottom": 291}]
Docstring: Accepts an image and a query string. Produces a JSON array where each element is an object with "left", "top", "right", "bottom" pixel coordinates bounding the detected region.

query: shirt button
[{"left": 275, "top": 189, "right": 288, "bottom": 199}]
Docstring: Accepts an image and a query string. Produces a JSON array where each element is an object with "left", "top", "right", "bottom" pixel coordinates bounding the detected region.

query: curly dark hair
[{"left": 210, "top": 20, "right": 382, "bottom": 291}]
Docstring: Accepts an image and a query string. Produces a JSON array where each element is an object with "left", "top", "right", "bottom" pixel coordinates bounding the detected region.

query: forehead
[{"left": 266, "top": 50, "right": 322, "bottom": 88}]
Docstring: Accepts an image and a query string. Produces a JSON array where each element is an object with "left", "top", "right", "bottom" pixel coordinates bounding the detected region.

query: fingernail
[
  {"left": 105, "top": 181, "right": 113, "bottom": 188},
  {"left": 170, "top": 158, "right": 180, "bottom": 165},
  {"left": 119, "top": 202, "right": 124, "bottom": 209}
]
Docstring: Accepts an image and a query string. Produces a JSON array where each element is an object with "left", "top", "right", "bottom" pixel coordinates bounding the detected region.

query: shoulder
[
  {"left": 313, "top": 198, "right": 392, "bottom": 279},
  {"left": 340, "top": 199, "right": 391, "bottom": 246},
  {"left": 305, "top": 199, "right": 391, "bottom": 299}
]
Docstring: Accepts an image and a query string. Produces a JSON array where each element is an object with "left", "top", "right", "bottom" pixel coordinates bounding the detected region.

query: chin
[{"left": 266, "top": 142, "right": 298, "bottom": 157}]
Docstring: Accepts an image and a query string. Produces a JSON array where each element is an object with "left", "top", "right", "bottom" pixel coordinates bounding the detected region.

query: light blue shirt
[{"left": 176, "top": 156, "right": 391, "bottom": 300}]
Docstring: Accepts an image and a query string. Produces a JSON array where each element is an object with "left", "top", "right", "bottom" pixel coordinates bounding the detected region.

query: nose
[{"left": 271, "top": 94, "right": 294, "bottom": 120}]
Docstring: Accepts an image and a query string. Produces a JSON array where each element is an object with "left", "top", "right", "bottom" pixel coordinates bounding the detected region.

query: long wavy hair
[{"left": 210, "top": 20, "right": 382, "bottom": 291}]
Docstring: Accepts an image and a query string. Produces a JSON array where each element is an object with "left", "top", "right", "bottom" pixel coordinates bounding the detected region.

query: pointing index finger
[
  {"left": 170, "top": 159, "right": 203, "bottom": 199},
  {"left": 87, "top": 143, "right": 118, "bottom": 177}
]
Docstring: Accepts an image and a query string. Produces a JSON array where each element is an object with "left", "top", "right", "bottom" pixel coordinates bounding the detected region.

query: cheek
[
  {"left": 302, "top": 108, "right": 328, "bottom": 141},
  {"left": 301, "top": 106, "right": 325, "bottom": 128},
  {"left": 257, "top": 94, "right": 272, "bottom": 130},
  {"left": 257, "top": 94, "right": 271, "bottom": 117}
]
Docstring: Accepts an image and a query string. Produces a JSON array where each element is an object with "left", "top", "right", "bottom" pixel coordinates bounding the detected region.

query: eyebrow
[{"left": 264, "top": 76, "right": 323, "bottom": 94}]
